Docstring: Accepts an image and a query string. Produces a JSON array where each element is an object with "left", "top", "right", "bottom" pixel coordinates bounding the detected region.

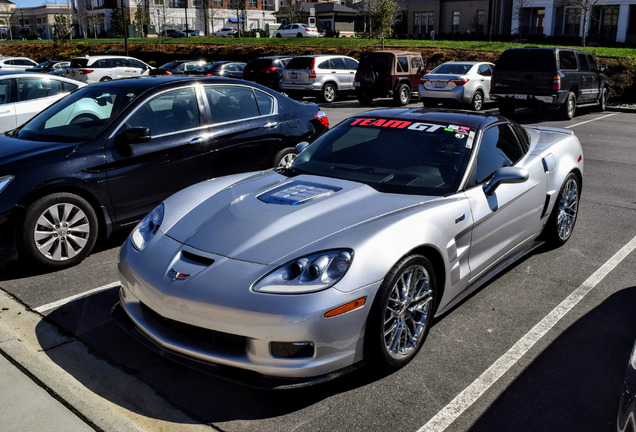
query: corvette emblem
[{"left": 169, "top": 269, "right": 191, "bottom": 281}]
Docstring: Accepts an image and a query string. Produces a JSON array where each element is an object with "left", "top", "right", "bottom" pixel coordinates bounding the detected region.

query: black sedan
[
  {"left": 190, "top": 61, "right": 246, "bottom": 78},
  {"left": 0, "top": 76, "right": 329, "bottom": 269}
]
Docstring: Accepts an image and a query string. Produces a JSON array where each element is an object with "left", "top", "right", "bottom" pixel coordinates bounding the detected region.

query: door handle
[
  {"left": 189, "top": 137, "right": 205, "bottom": 145},
  {"left": 263, "top": 121, "right": 278, "bottom": 128}
]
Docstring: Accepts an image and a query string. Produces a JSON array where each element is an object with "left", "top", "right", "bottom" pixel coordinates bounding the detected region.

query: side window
[
  {"left": 475, "top": 124, "right": 525, "bottom": 184},
  {"left": 128, "top": 59, "right": 147, "bottom": 69},
  {"left": 205, "top": 85, "right": 261, "bottom": 123},
  {"left": 17, "top": 78, "right": 59, "bottom": 101},
  {"left": 478, "top": 64, "right": 492, "bottom": 76},
  {"left": 317, "top": 59, "right": 330, "bottom": 69},
  {"left": 586, "top": 54, "right": 598, "bottom": 72},
  {"left": 0, "top": 79, "right": 11, "bottom": 104},
  {"left": 559, "top": 51, "right": 577, "bottom": 70},
  {"left": 126, "top": 87, "right": 199, "bottom": 136},
  {"left": 329, "top": 57, "right": 345, "bottom": 70},
  {"left": 411, "top": 57, "right": 423, "bottom": 71},
  {"left": 397, "top": 56, "right": 409, "bottom": 73},
  {"left": 577, "top": 53, "right": 589, "bottom": 72},
  {"left": 344, "top": 58, "right": 358, "bottom": 70},
  {"left": 61, "top": 82, "right": 80, "bottom": 92},
  {"left": 254, "top": 89, "right": 274, "bottom": 115}
]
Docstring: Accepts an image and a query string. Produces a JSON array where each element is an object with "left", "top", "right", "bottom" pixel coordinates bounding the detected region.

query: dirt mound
[{"left": 1, "top": 42, "right": 632, "bottom": 101}]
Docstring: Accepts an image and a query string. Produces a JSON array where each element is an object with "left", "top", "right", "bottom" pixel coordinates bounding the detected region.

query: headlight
[
  {"left": 252, "top": 249, "right": 353, "bottom": 294},
  {"left": 130, "top": 203, "right": 164, "bottom": 251},
  {"left": 0, "top": 175, "right": 14, "bottom": 194}
]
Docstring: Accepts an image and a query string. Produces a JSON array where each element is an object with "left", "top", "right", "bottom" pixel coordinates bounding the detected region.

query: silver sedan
[
  {"left": 115, "top": 109, "right": 583, "bottom": 388},
  {"left": 419, "top": 61, "right": 495, "bottom": 111}
]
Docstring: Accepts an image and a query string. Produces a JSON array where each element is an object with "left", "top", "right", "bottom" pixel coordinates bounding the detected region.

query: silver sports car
[{"left": 114, "top": 109, "right": 583, "bottom": 388}]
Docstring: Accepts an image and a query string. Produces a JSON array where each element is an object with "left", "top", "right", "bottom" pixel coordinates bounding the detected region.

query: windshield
[
  {"left": 289, "top": 117, "right": 475, "bottom": 196},
  {"left": 16, "top": 86, "right": 142, "bottom": 142}
]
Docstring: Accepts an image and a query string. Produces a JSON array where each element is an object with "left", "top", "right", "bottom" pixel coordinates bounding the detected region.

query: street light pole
[
  {"left": 121, "top": 0, "right": 129, "bottom": 55},
  {"left": 184, "top": 0, "right": 189, "bottom": 36}
]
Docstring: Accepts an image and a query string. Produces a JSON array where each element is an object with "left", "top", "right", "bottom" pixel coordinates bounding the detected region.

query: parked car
[
  {"left": 617, "top": 338, "right": 636, "bottom": 432},
  {"left": 490, "top": 47, "right": 609, "bottom": 119},
  {"left": 0, "top": 57, "right": 38, "bottom": 71},
  {"left": 354, "top": 50, "right": 425, "bottom": 106},
  {"left": 281, "top": 55, "right": 359, "bottom": 103},
  {"left": 242, "top": 56, "right": 293, "bottom": 91},
  {"left": 273, "top": 23, "right": 319, "bottom": 38},
  {"left": 190, "top": 61, "right": 246, "bottom": 78},
  {"left": 162, "top": 29, "right": 187, "bottom": 38},
  {"left": 184, "top": 29, "right": 200, "bottom": 37},
  {"left": 149, "top": 60, "right": 206, "bottom": 76},
  {"left": 214, "top": 27, "right": 237, "bottom": 37},
  {"left": 66, "top": 55, "right": 154, "bottom": 84},
  {"left": 419, "top": 61, "right": 495, "bottom": 111},
  {"left": 26, "top": 60, "right": 70, "bottom": 74},
  {"left": 0, "top": 77, "right": 329, "bottom": 269},
  {"left": 114, "top": 108, "right": 583, "bottom": 388},
  {"left": 0, "top": 72, "right": 84, "bottom": 133}
]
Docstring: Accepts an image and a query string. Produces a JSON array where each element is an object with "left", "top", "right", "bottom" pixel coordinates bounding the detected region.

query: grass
[{"left": 10, "top": 36, "right": 636, "bottom": 58}]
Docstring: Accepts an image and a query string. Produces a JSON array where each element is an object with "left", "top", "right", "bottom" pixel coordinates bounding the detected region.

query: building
[{"left": 274, "top": 1, "right": 360, "bottom": 35}]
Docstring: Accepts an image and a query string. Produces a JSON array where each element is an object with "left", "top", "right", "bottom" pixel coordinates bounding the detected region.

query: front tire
[
  {"left": 394, "top": 83, "right": 410, "bottom": 106},
  {"left": 543, "top": 172, "right": 580, "bottom": 248},
  {"left": 21, "top": 193, "right": 98, "bottom": 269},
  {"left": 598, "top": 87, "right": 608, "bottom": 112},
  {"left": 366, "top": 255, "right": 437, "bottom": 371},
  {"left": 273, "top": 147, "right": 297, "bottom": 168}
]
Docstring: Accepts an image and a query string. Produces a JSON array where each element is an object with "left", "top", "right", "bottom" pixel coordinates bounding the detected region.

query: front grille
[{"left": 140, "top": 302, "right": 246, "bottom": 352}]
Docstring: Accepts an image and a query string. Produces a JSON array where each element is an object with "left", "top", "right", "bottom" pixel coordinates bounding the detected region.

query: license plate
[
  {"left": 432, "top": 81, "right": 446, "bottom": 88},
  {"left": 515, "top": 94, "right": 527, "bottom": 100},
  {"left": 353, "top": 82, "right": 360, "bottom": 87},
  {"left": 290, "top": 73, "right": 298, "bottom": 79}
]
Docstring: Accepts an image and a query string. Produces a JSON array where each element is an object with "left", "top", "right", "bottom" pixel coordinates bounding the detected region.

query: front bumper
[{"left": 116, "top": 234, "right": 379, "bottom": 386}]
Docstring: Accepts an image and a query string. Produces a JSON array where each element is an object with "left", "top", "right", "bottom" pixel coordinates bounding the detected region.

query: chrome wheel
[
  {"left": 277, "top": 151, "right": 296, "bottom": 167},
  {"left": 556, "top": 177, "right": 578, "bottom": 242},
  {"left": 34, "top": 203, "right": 91, "bottom": 261},
  {"left": 321, "top": 83, "right": 337, "bottom": 103},
  {"left": 471, "top": 90, "right": 483, "bottom": 111},
  {"left": 383, "top": 263, "right": 433, "bottom": 360}
]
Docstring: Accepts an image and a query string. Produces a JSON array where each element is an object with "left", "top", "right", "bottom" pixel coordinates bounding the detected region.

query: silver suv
[
  {"left": 280, "top": 55, "right": 359, "bottom": 103},
  {"left": 67, "top": 55, "right": 153, "bottom": 84}
]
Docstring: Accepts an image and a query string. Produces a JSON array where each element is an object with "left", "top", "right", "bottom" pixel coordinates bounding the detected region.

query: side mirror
[
  {"left": 483, "top": 167, "right": 529, "bottom": 196},
  {"left": 114, "top": 127, "right": 151, "bottom": 157},
  {"left": 599, "top": 66, "right": 608, "bottom": 73},
  {"left": 295, "top": 141, "right": 310, "bottom": 153}
]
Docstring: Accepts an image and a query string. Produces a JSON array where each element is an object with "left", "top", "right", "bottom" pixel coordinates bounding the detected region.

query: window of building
[
  {"left": 413, "top": 11, "right": 434, "bottom": 36},
  {"left": 452, "top": 11, "right": 460, "bottom": 33},
  {"left": 590, "top": 5, "right": 619, "bottom": 41},
  {"left": 563, "top": 7, "right": 581, "bottom": 36},
  {"left": 248, "top": 0, "right": 257, "bottom": 8},
  {"left": 476, "top": 10, "right": 485, "bottom": 34},
  {"left": 213, "top": 0, "right": 223, "bottom": 7}
]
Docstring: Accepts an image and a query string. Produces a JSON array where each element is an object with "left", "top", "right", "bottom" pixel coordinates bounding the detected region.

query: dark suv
[
  {"left": 354, "top": 50, "right": 425, "bottom": 106},
  {"left": 243, "top": 56, "right": 293, "bottom": 91},
  {"left": 490, "top": 47, "right": 609, "bottom": 119}
]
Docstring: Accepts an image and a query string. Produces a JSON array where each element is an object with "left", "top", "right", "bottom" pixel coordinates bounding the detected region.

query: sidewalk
[{"left": 0, "top": 290, "right": 216, "bottom": 432}]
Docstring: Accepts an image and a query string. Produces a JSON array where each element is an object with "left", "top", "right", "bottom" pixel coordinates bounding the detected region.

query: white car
[
  {"left": 0, "top": 57, "right": 38, "bottom": 71},
  {"left": 214, "top": 27, "right": 237, "bottom": 37},
  {"left": 274, "top": 23, "right": 319, "bottom": 38},
  {"left": 66, "top": 55, "right": 153, "bottom": 84},
  {"left": 0, "top": 72, "right": 84, "bottom": 132}
]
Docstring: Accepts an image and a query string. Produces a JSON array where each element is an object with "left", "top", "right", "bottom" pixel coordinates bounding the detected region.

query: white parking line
[
  {"left": 565, "top": 112, "right": 617, "bottom": 129},
  {"left": 34, "top": 282, "right": 121, "bottom": 314},
  {"left": 418, "top": 234, "right": 636, "bottom": 432}
]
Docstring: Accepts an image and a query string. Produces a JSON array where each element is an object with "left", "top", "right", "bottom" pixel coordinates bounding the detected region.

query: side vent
[{"left": 541, "top": 195, "right": 551, "bottom": 218}]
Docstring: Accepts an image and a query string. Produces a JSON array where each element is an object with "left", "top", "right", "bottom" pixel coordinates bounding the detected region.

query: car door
[
  {"left": 128, "top": 58, "right": 151, "bottom": 77},
  {"left": 476, "top": 63, "right": 493, "bottom": 101},
  {"left": 409, "top": 56, "right": 424, "bottom": 91},
  {"left": 577, "top": 52, "right": 599, "bottom": 103},
  {"left": 465, "top": 123, "right": 546, "bottom": 282},
  {"left": 203, "top": 84, "right": 283, "bottom": 176},
  {"left": 105, "top": 85, "right": 214, "bottom": 224},
  {"left": 0, "top": 78, "right": 16, "bottom": 132}
]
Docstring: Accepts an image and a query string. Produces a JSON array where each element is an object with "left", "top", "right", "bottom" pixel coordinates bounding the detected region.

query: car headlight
[
  {"left": 252, "top": 249, "right": 353, "bottom": 294},
  {"left": 130, "top": 203, "right": 164, "bottom": 251},
  {"left": 0, "top": 175, "right": 14, "bottom": 194}
]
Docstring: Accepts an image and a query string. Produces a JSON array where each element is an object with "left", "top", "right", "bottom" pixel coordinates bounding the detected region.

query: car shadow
[
  {"left": 504, "top": 105, "right": 605, "bottom": 124},
  {"left": 469, "top": 286, "right": 636, "bottom": 432}
]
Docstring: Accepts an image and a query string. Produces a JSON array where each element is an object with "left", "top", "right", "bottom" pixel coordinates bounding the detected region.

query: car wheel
[
  {"left": 394, "top": 83, "right": 411, "bottom": 106},
  {"left": 470, "top": 90, "right": 484, "bottom": 111},
  {"left": 99, "top": 76, "right": 112, "bottom": 82},
  {"left": 357, "top": 93, "right": 374, "bottom": 105},
  {"left": 21, "top": 193, "right": 98, "bottom": 268},
  {"left": 273, "top": 147, "right": 297, "bottom": 168},
  {"left": 543, "top": 172, "right": 580, "bottom": 248},
  {"left": 321, "top": 83, "right": 337, "bottom": 103},
  {"left": 275, "top": 33, "right": 281, "bottom": 38},
  {"left": 296, "top": 33, "right": 303, "bottom": 38},
  {"left": 598, "top": 87, "right": 608, "bottom": 112},
  {"left": 560, "top": 91, "right": 576, "bottom": 120},
  {"left": 498, "top": 101, "right": 515, "bottom": 118},
  {"left": 366, "top": 254, "right": 436, "bottom": 371}
]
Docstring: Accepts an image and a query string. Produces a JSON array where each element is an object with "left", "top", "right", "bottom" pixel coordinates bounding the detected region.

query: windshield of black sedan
[
  {"left": 16, "top": 86, "right": 142, "bottom": 142},
  {"left": 290, "top": 117, "right": 475, "bottom": 195}
]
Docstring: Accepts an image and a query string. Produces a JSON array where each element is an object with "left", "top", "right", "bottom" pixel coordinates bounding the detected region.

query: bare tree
[
  {"left": 0, "top": 4, "right": 16, "bottom": 40},
  {"left": 559, "top": 0, "right": 606, "bottom": 46}
]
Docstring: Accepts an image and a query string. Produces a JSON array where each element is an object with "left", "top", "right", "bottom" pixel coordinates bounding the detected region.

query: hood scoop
[{"left": 257, "top": 181, "right": 341, "bottom": 206}]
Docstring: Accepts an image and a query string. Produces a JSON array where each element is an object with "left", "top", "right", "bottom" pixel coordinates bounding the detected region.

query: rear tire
[
  {"left": 357, "top": 93, "right": 374, "bottom": 105},
  {"left": 320, "top": 83, "right": 337, "bottom": 103},
  {"left": 365, "top": 254, "right": 437, "bottom": 371},
  {"left": 470, "top": 90, "right": 484, "bottom": 111},
  {"left": 559, "top": 91, "right": 576, "bottom": 120}
]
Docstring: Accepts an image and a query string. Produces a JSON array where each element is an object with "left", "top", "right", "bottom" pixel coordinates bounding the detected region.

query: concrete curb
[{"left": 0, "top": 290, "right": 217, "bottom": 432}]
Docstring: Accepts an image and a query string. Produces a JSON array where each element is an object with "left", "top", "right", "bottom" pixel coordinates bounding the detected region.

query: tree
[
  {"left": 0, "top": 5, "right": 16, "bottom": 40},
  {"left": 110, "top": 6, "right": 130, "bottom": 37},
  {"left": 134, "top": 0, "right": 151, "bottom": 37},
  {"left": 559, "top": 0, "right": 607, "bottom": 47},
  {"left": 370, "top": 0, "right": 399, "bottom": 49},
  {"left": 53, "top": 13, "right": 72, "bottom": 44}
]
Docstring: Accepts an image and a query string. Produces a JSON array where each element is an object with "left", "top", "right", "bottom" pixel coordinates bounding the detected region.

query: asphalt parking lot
[{"left": 1, "top": 98, "right": 635, "bottom": 432}]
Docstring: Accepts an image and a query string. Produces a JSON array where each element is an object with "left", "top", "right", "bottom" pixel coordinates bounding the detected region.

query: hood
[
  {"left": 0, "top": 136, "right": 74, "bottom": 165},
  {"left": 164, "top": 172, "right": 433, "bottom": 265}
]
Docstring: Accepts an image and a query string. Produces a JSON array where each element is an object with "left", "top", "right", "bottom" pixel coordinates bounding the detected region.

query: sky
[{"left": 13, "top": 0, "right": 68, "bottom": 9}]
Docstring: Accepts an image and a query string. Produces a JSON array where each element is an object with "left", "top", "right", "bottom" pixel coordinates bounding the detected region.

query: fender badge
[{"left": 169, "top": 269, "right": 191, "bottom": 281}]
